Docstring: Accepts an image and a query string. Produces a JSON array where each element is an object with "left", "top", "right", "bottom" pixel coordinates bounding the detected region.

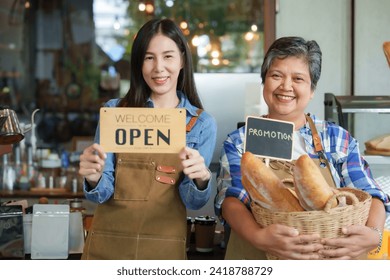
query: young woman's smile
[{"left": 142, "top": 34, "right": 183, "bottom": 106}]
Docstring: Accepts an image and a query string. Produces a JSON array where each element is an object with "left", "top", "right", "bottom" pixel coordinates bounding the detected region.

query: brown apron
[
  {"left": 82, "top": 110, "right": 203, "bottom": 260},
  {"left": 225, "top": 114, "right": 337, "bottom": 260},
  {"left": 82, "top": 153, "right": 186, "bottom": 260}
]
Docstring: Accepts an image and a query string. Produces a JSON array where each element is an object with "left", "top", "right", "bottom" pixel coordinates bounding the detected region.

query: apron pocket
[
  {"left": 83, "top": 231, "right": 186, "bottom": 260},
  {"left": 84, "top": 231, "right": 138, "bottom": 260},
  {"left": 137, "top": 234, "right": 186, "bottom": 260},
  {"left": 114, "top": 158, "right": 155, "bottom": 200}
]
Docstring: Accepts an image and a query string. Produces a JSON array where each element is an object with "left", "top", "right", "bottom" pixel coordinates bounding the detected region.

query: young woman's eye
[{"left": 144, "top": 56, "right": 153, "bottom": 60}]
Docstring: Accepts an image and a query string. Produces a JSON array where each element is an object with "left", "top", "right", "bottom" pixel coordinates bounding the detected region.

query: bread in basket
[{"left": 241, "top": 151, "right": 372, "bottom": 259}]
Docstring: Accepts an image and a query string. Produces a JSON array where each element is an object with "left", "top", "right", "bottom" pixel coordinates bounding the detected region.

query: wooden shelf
[
  {"left": 0, "top": 71, "right": 20, "bottom": 78},
  {"left": 0, "top": 189, "right": 85, "bottom": 199},
  {"left": 363, "top": 155, "right": 390, "bottom": 165}
]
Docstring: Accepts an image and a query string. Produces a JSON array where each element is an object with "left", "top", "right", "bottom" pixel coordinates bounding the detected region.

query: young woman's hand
[
  {"left": 179, "top": 146, "right": 211, "bottom": 190},
  {"left": 79, "top": 143, "right": 107, "bottom": 188}
]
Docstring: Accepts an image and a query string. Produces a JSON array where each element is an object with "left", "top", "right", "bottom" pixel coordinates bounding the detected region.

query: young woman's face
[
  {"left": 263, "top": 56, "right": 314, "bottom": 122},
  {"left": 142, "top": 33, "right": 183, "bottom": 100}
]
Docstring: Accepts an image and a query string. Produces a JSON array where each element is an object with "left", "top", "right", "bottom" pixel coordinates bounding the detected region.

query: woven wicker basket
[{"left": 250, "top": 187, "right": 372, "bottom": 259}]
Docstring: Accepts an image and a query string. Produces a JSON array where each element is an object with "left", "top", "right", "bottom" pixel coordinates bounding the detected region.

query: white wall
[
  {"left": 198, "top": 0, "right": 389, "bottom": 156},
  {"left": 354, "top": 0, "right": 390, "bottom": 94},
  {"left": 276, "top": 0, "right": 390, "bottom": 178},
  {"left": 353, "top": 0, "right": 390, "bottom": 152},
  {"left": 195, "top": 73, "right": 266, "bottom": 165},
  {"left": 276, "top": 0, "right": 351, "bottom": 120}
]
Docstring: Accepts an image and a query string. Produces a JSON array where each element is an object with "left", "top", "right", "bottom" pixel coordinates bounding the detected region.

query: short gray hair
[{"left": 261, "top": 37, "right": 322, "bottom": 90}]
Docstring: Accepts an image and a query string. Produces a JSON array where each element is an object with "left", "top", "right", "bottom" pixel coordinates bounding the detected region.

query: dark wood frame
[{"left": 264, "top": 0, "right": 277, "bottom": 53}]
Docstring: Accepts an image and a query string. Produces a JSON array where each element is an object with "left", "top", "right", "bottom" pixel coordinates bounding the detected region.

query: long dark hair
[{"left": 119, "top": 18, "right": 203, "bottom": 109}]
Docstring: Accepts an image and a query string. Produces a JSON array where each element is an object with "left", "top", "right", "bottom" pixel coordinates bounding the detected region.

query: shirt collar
[{"left": 145, "top": 91, "right": 199, "bottom": 117}]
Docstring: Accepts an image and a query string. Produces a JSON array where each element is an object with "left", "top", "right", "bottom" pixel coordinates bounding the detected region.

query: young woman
[
  {"left": 79, "top": 18, "right": 217, "bottom": 260},
  {"left": 215, "top": 36, "right": 389, "bottom": 260}
]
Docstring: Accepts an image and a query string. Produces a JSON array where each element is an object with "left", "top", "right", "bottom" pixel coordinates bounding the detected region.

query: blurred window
[{"left": 93, "top": 0, "right": 265, "bottom": 73}]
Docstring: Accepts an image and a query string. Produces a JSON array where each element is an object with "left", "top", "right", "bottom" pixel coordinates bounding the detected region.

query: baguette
[
  {"left": 241, "top": 174, "right": 272, "bottom": 209},
  {"left": 241, "top": 152, "right": 304, "bottom": 212},
  {"left": 293, "top": 154, "right": 338, "bottom": 210}
]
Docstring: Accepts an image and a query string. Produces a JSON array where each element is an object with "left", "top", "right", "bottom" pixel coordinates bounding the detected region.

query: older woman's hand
[
  {"left": 319, "top": 225, "right": 381, "bottom": 259},
  {"left": 260, "top": 224, "right": 324, "bottom": 260}
]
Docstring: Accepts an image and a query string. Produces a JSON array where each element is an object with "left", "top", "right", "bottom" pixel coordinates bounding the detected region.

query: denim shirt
[{"left": 83, "top": 91, "right": 217, "bottom": 210}]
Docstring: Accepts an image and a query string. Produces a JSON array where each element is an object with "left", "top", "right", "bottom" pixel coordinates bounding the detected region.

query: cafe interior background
[{"left": 0, "top": 0, "right": 389, "bottom": 258}]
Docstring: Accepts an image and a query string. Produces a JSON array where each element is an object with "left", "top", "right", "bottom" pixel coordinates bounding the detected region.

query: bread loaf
[
  {"left": 383, "top": 41, "right": 390, "bottom": 67},
  {"left": 293, "top": 154, "right": 338, "bottom": 210},
  {"left": 241, "top": 152, "right": 304, "bottom": 212}
]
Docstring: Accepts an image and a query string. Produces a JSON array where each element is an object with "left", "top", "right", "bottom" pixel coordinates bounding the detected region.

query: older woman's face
[{"left": 263, "top": 56, "right": 314, "bottom": 124}]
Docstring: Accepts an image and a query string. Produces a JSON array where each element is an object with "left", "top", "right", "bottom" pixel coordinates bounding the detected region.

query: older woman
[{"left": 215, "top": 36, "right": 389, "bottom": 260}]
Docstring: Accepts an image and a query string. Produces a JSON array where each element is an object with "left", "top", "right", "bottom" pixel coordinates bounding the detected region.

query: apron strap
[
  {"left": 305, "top": 114, "right": 323, "bottom": 153},
  {"left": 305, "top": 114, "right": 337, "bottom": 188},
  {"left": 186, "top": 109, "right": 204, "bottom": 132},
  {"left": 305, "top": 114, "right": 328, "bottom": 167}
]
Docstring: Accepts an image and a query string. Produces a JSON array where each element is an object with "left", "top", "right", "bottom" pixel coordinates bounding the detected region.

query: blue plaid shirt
[{"left": 215, "top": 114, "right": 390, "bottom": 222}]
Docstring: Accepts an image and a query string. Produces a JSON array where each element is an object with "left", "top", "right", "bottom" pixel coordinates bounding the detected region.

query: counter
[
  {"left": 324, "top": 94, "right": 390, "bottom": 134},
  {"left": 0, "top": 189, "right": 85, "bottom": 199},
  {"left": 0, "top": 189, "right": 97, "bottom": 216}
]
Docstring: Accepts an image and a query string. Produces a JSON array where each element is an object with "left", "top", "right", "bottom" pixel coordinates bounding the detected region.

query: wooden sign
[
  {"left": 244, "top": 116, "right": 294, "bottom": 161},
  {"left": 100, "top": 108, "right": 186, "bottom": 153}
]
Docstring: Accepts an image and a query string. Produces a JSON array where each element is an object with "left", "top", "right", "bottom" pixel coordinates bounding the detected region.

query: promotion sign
[
  {"left": 244, "top": 116, "right": 294, "bottom": 161},
  {"left": 100, "top": 107, "right": 186, "bottom": 153}
]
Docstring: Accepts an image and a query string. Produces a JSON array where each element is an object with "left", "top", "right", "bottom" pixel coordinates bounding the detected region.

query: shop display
[
  {"left": 31, "top": 204, "right": 70, "bottom": 259},
  {"left": 0, "top": 205, "right": 24, "bottom": 259},
  {"left": 365, "top": 134, "right": 390, "bottom": 156}
]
